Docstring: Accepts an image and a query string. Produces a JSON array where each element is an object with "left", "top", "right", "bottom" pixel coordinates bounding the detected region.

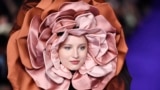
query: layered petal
[{"left": 26, "top": 1, "right": 118, "bottom": 90}]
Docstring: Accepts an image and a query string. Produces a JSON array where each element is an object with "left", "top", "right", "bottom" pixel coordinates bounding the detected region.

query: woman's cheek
[{"left": 81, "top": 50, "right": 87, "bottom": 58}]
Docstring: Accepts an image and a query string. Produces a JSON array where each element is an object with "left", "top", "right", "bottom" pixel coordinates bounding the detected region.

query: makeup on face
[{"left": 58, "top": 35, "right": 88, "bottom": 71}]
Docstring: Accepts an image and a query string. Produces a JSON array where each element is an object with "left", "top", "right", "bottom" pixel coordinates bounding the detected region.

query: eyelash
[
  {"left": 80, "top": 46, "right": 86, "bottom": 50},
  {"left": 64, "top": 46, "right": 71, "bottom": 50},
  {"left": 63, "top": 46, "right": 86, "bottom": 50}
]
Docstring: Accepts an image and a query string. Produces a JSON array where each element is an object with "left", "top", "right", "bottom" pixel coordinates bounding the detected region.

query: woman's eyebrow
[
  {"left": 79, "top": 43, "right": 87, "bottom": 45},
  {"left": 62, "top": 44, "right": 72, "bottom": 46}
]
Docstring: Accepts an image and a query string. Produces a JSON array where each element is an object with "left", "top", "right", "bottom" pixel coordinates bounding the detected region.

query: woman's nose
[{"left": 73, "top": 49, "right": 79, "bottom": 58}]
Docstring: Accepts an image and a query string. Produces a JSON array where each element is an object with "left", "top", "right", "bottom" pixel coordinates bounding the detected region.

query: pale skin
[{"left": 58, "top": 35, "right": 88, "bottom": 71}]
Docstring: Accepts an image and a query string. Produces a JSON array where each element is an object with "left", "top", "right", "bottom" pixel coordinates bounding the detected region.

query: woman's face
[{"left": 58, "top": 35, "right": 87, "bottom": 71}]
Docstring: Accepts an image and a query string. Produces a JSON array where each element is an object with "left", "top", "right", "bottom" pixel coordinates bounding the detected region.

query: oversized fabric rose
[
  {"left": 26, "top": 1, "right": 117, "bottom": 90},
  {"left": 7, "top": 0, "right": 128, "bottom": 90}
]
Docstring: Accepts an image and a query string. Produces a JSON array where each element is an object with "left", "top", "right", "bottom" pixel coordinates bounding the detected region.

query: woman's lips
[{"left": 70, "top": 61, "right": 80, "bottom": 65}]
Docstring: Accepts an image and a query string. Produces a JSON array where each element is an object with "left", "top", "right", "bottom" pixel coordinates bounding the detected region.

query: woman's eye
[
  {"left": 80, "top": 46, "right": 86, "bottom": 50},
  {"left": 64, "top": 47, "right": 71, "bottom": 50}
]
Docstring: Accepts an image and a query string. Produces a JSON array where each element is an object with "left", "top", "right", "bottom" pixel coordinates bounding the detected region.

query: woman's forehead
[{"left": 62, "top": 35, "right": 87, "bottom": 44}]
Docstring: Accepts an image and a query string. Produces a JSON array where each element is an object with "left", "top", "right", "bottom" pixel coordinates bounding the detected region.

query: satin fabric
[
  {"left": 27, "top": 2, "right": 117, "bottom": 89},
  {"left": 7, "top": 0, "right": 128, "bottom": 90}
]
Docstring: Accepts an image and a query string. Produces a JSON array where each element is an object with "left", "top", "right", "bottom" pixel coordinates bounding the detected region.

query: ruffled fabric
[
  {"left": 7, "top": 0, "right": 128, "bottom": 90},
  {"left": 26, "top": 1, "right": 117, "bottom": 90}
]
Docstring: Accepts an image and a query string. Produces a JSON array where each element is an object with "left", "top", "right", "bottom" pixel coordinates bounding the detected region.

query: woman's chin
[{"left": 68, "top": 67, "right": 80, "bottom": 71}]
